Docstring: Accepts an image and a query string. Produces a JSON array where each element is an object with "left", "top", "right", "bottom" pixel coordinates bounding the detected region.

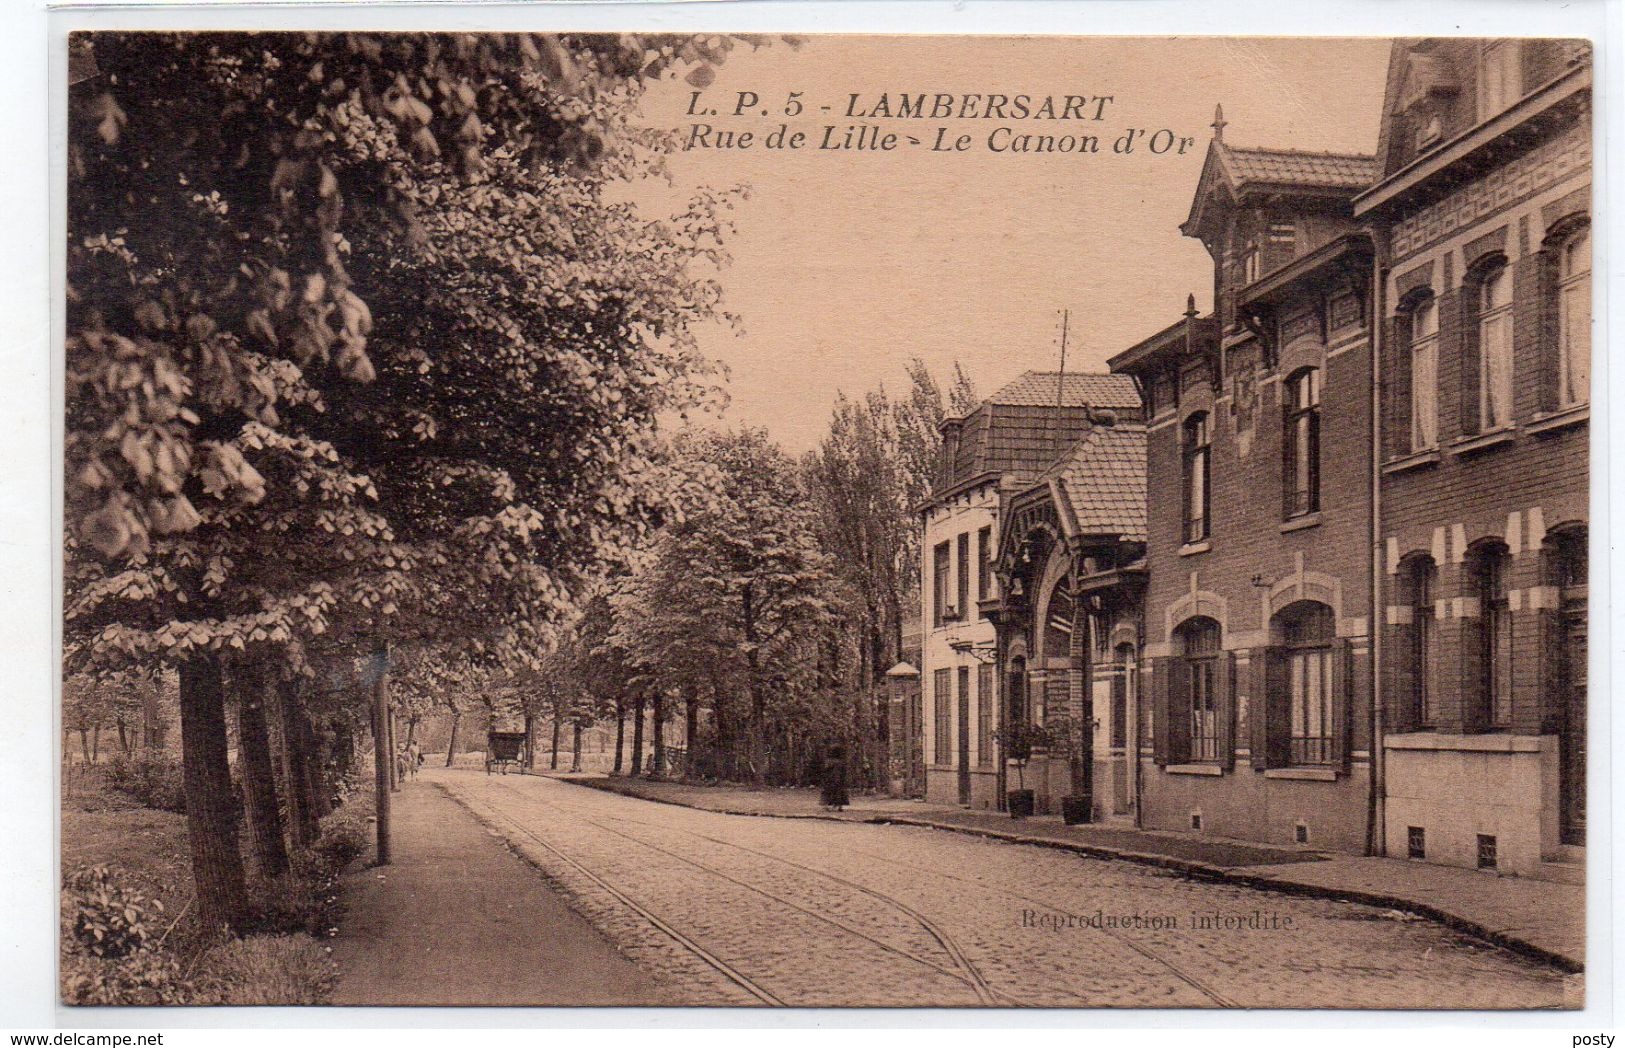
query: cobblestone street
[{"left": 429, "top": 769, "right": 1578, "bottom": 1009}]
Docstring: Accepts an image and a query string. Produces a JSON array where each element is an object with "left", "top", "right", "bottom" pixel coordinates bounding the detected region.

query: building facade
[
  {"left": 920, "top": 372, "right": 1141, "bottom": 809},
  {"left": 1110, "top": 129, "right": 1381, "bottom": 854},
  {"left": 1357, "top": 39, "right": 1591, "bottom": 878}
]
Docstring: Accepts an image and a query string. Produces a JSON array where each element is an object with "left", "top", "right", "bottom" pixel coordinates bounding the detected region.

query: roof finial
[
  {"left": 1185, "top": 293, "right": 1198, "bottom": 319},
  {"left": 1211, "top": 103, "right": 1227, "bottom": 142}
]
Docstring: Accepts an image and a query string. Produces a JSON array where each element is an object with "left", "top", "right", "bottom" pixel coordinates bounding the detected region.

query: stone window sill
[
  {"left": 1280, "top": 512, "right": 1322, "bottom": 534},
  {"left": 1382, "top": 449, "right": 1441, "bottom": 475},
  {"left": 1383, "top": 732, "right": 1543, "bottom": 753},
  {"left": 1527, "top": 404, "right": 1589, "bottom": 436},
  {"left": 1263, "top": 767, "right": 1338, "bottom": 781},
  {"left": 1179, "top": 540, "right": 1211, "bottom": 557},
  {"left": 1166, "top": 763, "right": 1224, "bottom": 776},
  {"left": 1449, "top": 427, "right": 1516, "bottom": 458}
]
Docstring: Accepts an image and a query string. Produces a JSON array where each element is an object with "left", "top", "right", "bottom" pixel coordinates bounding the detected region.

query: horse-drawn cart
[{"left": 486, "top": 730, "right": 527, "bottom": 775}]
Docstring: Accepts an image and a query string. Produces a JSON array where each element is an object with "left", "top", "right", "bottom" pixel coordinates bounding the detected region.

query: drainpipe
[{"left": 1367, "top": 224, "right": 1390, "bottom": 857}]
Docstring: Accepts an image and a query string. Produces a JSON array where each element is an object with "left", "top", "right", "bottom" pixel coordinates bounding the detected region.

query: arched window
[
  {"left": 1468, "top": 542, "right": 1513, "bottom": 728},
  {"left": 1476, "top": 262, "right": 1514, "bottom": 430},
  {"left": 1407, "top": 295, "right": 1439, "bottom": 450},
  {"left": 1283, "top": 368, "right": 1321, "bottom": 518},
  {"left": 1182, "top": 413, "right": 1210, "bottom": 543},
  {"left": 1558, "top": 226, "right": 1591, "bottom": 408},
  {"left": 1404, "top": 556, "right": 1439, "bottom": 727},
  {"left": 1175, "top": 617, "right": 1222, "bottom": 762},
  {"left": 1274, "top": 601, "right": 1335, "bottom": 765}
]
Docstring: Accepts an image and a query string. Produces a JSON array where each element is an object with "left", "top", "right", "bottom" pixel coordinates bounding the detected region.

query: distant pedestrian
[{"left": 820, "top": 743, "right": 850, "bottom": 811}]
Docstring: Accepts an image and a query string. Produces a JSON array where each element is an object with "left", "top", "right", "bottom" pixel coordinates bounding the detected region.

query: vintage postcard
[{"left": 59, "top": 29, "right": 1591, "bottom": 1011}]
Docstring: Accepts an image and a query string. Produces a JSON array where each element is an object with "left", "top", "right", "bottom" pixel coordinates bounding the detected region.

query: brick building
[
  {"left": 1109, "top": 126, "right": 1381, "bottom": 854},
  {"left": 1356, "top": 39, "right": 1591, "bottom": 878},
  {"left": 919, "top": 371, "right": 1141, "bottom": 809}
]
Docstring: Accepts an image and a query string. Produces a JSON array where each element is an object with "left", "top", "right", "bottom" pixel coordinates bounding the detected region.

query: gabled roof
[
  {"left": 1182, "top": 139, "right": 1378, "bottom": 241},
  {"left": 988, "top": 371, "right": 1143, "bottom": 410},
  {"left": 1028, "top": 423, "right": 1148, "bottom": 543}
]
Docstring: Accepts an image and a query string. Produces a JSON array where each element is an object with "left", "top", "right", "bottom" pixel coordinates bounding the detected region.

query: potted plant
[
  {"left": 1045, "top": 711, "right": 1092, "bottom": 825},
  {"left": 994, "top": 722, "right": 1046, "bottom": 818}
]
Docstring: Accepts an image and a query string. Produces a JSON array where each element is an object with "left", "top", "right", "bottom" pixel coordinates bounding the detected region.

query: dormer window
[{"left": 1414, "top": 114, "right": 1443, "bottom": 151}]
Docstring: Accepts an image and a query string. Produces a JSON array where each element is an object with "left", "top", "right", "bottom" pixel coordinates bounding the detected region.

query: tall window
[
  {"left": 976, "top": 664, "right": 994, "bottom": 767},
  {"left": 1409, "top": 296, "right": 1439, "bottom": 449},
  {"left": 976, "top": 526, "right": 993, "bottom": 614},
  {"left": 1558, "top": 226, "right": 1591, "bottom": 407},
  {"left": 1471, "top": 544, "right": 1513, "bottom": 728},
  {"left": 1408, "top": 556, "right": 1439, "bottom": 727},
  {"left": 1176, "top": 617, "right": 1221, "bottom": 762},
  {"left": 933, "top": 668, "right": 952, "bottom": 765},
  {"left": 1242, "top": 243, "right": 1261, "bottom": 285},
  {"left": 1478, "top": 263, "right": 1514, "bottom": 430},
  {"left": 955, "top": 532, "right": 970, "bottom": 622},
  {"left": 1111, "top": 643, "right": 1135, "bottom": 749},
  {"left": 1182, "top": 413, "right": 1210, "bottom": 543},
  {"left": 1278, "top": 601, "right": 1335, "bottom": 765},
  {"left": 932, "top": 542, "right": 950, "bottom": 627},
  {"left": 1477, "top": 40, "right": 1522, "bottom": 121},
  {"left": 1283, "top": 368, "right": 1321, "bottom": 518}
]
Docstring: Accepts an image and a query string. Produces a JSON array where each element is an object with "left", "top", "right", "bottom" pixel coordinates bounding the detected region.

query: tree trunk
[
  {"left": 651, "top": 691, "right": 667, "bottom": 779},
  {"left": 233, "top": 660, "right": 289, "bottom": 879},
  {"left": 685, "top": 689, "right": 699, "bottom": 780},
  {"left": 142, "top": 687, "right": 162, "bottom": 749},
  {"left": 630, "top": 694, "right": 646, "bottom": 776},
  {"left": 78, "top": 728, "right": 90, "bottom": 765},
  {"left": 275, "top": 675, "right": 318, "bottom": 850},
  {"left": 387, "top": 706, "right": 399, "bottom": 792},
  {"left": 178, "top": 655, "right": 248, "bottom": 937},
  {"left": 90, "top": 725, "right": 101, "bottom": 764},
  {"left": 613, "top": 699, "right": 625, "bottom": 775},
  {"left": 444, "top": 706, "right": 461, "bottom": 767},
  {"left": 571, "top": 722, "right": 583, "bottom": 773},
  {"left": 116, "top": 716, "right": 130, "bottom": 756},
  {"left": 370, "top": 652, "right": 392, "bottom": 866},
  {"left": 522, "top": 712, "right": 535, "bottom": 771},
  {"left": 405, "top": 717, "right": 418, "bottom": 748}
]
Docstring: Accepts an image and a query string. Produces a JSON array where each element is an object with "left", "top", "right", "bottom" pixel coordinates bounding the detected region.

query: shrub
[
  {"left": 306, "top": 799, "right": 372, "bottom": 877},
  {"left": 103, "top": 751, "right": 187, "bottom": 813},
  {"left": 62, "top": 865, "right": 165, "bottom": 959},
  {"left": 193, "top": 935, "right": 337, "bottom": 1006},
  {"left": 60, "top": 948, "right": 197, "bottom": 1006}
]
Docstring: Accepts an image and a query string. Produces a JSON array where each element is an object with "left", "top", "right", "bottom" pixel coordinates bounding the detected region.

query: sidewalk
[
  {"left": 331, "top": 777, "right": 670, "bottom": 1005},
  {"left": 561, "top": 773, "right": 1584, "bottom": 973}
]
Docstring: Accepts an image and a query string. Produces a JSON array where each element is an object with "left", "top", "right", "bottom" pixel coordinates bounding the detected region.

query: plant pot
[
  {"left": 1061, "top": 795, "right": 1092, "bottom": 826},
  {"left": 1007, "top": 789, "right": 1035, "bottom": 819}
]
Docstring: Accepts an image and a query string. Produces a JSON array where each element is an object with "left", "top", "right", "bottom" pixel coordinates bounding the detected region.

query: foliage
[
  {"left": 303, "top": 796, "right": 373, "bottom": 876},
  {"left": 62, "top": 864, "right": 166, "bottom": 959},
  {"left": 191, "top": 934, "right": 339, "bottom": 1006},
  {"left": 103, "top": 750, "right": 188, "bottom": 812},
  {"left": 60, "top": 948, "right": 195, "bottom": 1007}
]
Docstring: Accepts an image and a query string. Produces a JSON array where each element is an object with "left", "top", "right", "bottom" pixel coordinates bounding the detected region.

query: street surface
[{"left": 430, "top": 768, "right": 1576, "bottom": 1009}]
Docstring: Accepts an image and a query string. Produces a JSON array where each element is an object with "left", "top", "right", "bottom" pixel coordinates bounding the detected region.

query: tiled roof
[
  {"left": 1036, "top": 424, "right": 1147, "bottom": 542},
  {"left": 1220, "top": 146, "right": 1379, "bottom": 190},
  {"left": 989, "top": 371, "right": 1143, "bottom": 410}
]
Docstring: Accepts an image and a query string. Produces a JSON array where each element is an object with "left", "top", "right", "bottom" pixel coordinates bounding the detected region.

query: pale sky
[{"left": 634, "top": 36, "right": 1393, "bottom": 451}]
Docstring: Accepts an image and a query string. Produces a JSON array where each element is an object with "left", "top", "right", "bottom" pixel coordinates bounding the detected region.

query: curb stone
[{"left": 559, "top": 774, "right": 1583, "bottom": 975}]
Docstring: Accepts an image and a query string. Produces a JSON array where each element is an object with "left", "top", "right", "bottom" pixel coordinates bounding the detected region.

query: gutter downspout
[{"left": 1367, "top": 223, "right": 1390, "bottom": 857}]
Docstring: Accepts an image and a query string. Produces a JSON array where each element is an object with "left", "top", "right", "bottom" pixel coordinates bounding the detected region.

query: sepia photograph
[{"left": 56, "top": 25, "right": 1592, "bottom": 1013}]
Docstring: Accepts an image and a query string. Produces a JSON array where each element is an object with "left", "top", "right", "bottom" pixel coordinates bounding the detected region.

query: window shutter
[
  {"left": 1265, "top": 650, "right": 1292, "bottom": 768},
  {"left": 1538, "top": 608, "right": 1566, "bottom": 735},
  {"left": 1216, "top": 651, "right": 1236, "bottom": 769},
  {"left": 1456, "top": 288, "right": 1482, "bottom": 435},
  {"left": 1168, "top": 658, "right": 1191, "bottom": 764},
  {"left": 1151, "top": 656, "right": 1174, "bottom": 766},
  {"left": 1385, "top": 620, "right": 1418, "bottom": 733},
  {"left": 1250, "top": 651, "right": 1271, "bottom": 770},
  {"left": 1331, "top": 638, "right": 1353, "bottom": 770}
]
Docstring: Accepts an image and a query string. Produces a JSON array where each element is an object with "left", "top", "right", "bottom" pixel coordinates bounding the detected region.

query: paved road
[
  {"left": 433, "top": 768, "right": 1577, "bottom": 1010},
  {"left": 332, "top": 776, "right": 669, "bottom": 1006}
]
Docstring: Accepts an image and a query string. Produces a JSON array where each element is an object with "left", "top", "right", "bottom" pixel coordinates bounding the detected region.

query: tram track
[
  {"left": 479, "top": 777, "right": 1008, "bottom": 1005},
  {"left": 436, "top": 781, "right": 784, "bottom": 1006},
  {"left": 838, "top": 842, "right": 1238, "bottom": 1007}
]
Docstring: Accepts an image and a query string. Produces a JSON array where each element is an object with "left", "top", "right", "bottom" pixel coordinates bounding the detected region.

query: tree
[{"left": 65, "top": 31, "right": 751, "bottom": 934}]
